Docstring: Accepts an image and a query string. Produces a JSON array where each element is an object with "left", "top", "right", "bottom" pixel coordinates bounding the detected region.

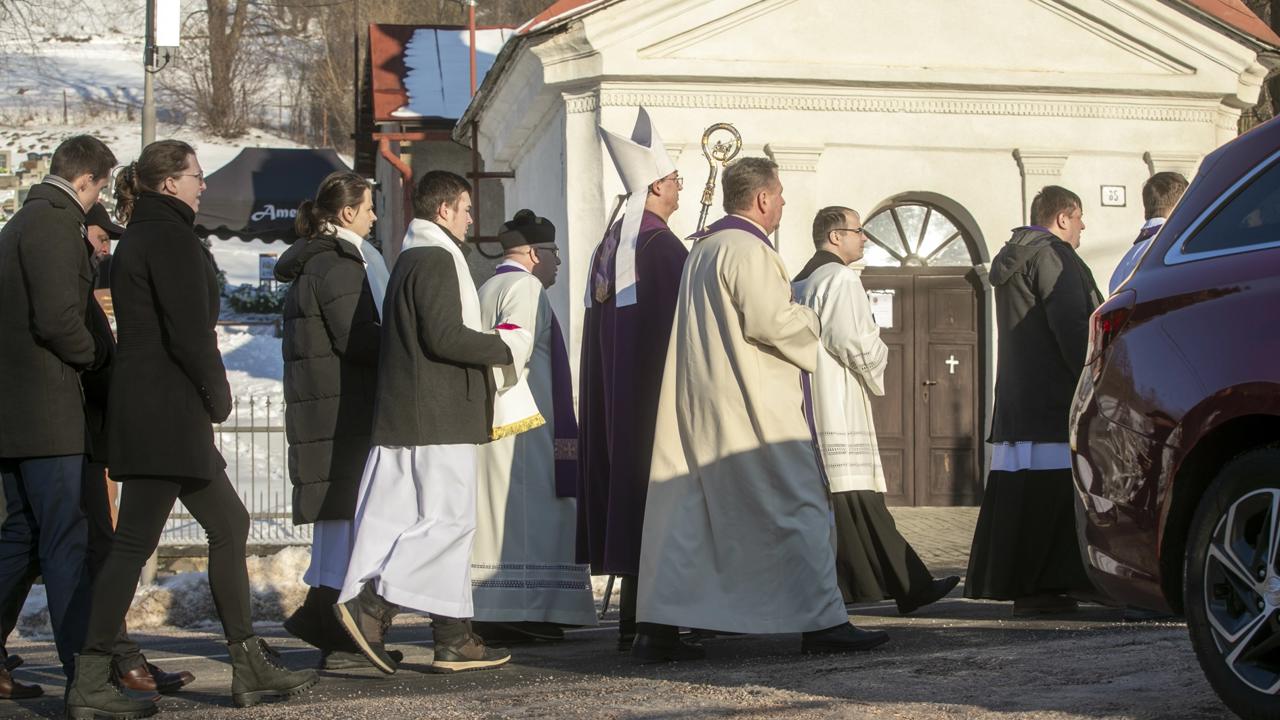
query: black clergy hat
[
  {"left": 85, "top": 202, "right": 125, "bottom": 238},
  {"left": 498, "top": 209, "right": 556, "bottom": 251}
]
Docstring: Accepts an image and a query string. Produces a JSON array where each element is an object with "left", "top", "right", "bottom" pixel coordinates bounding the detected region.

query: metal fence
[{"left": 159, "top": 395, "right": 310, "bottom": 546}]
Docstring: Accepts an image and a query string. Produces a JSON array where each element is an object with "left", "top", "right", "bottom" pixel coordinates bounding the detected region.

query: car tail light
[{"left": 1087, "top": 290, "right": 1136, "bottom": 379}]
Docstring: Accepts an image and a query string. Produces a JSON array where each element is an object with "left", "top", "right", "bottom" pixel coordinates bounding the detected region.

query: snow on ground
[
  {"left": 214, "top": 237, "right": 290, "bottom": 288},
  {"left": 17, "top": 547, "right": 313, "bottom": 639},
  {"left": 218, "top": 323, "right": 284, "bottom": 400}
]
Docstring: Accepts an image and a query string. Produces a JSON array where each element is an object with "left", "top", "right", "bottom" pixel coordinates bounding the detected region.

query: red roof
[
  {"left": 1182, "top": 0, "right": 1280, "bottom": 45},
  {"left": 516, "top": 0, "right": 608, "bottom": 35},
  {"left": 368, "top": 23, "right": 514, "bottom": 123},
  {"left": 515, "top": 0, "right": 1278, "bottom": 46}
]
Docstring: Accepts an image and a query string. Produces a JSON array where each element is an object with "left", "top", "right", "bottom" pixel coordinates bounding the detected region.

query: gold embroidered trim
[{"left": 491, "top": 413, "right": 546, "bottom": 440}]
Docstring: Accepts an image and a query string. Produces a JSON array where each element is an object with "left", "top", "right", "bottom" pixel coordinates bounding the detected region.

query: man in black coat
[
  {"left": 335, "top": 171, "right": 516, "bottom": 676},
  {"left": 965, "top": 185, "right": 1103, "bottom": 615},
  {"left": 0, "top": 135, "right": 116, "bottom": 681}
]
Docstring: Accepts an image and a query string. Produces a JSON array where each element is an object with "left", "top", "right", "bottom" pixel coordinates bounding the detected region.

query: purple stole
[
  {"left": 592, "top": 210, "right": 675, "bottom": 303},
  {"left": 694, "top": 216, "right": 830, "bottom": 487},
  {"left": 493, "top": 265, "right": 579, "bottom": 497}
]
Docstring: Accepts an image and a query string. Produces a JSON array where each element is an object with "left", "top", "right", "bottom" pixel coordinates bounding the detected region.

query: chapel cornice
[{"left": 594, "top": 87, "right": 1218, "bottom": 124}]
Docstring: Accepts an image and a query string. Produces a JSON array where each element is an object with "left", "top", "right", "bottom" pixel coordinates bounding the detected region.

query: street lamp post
[{"left": 142, "top": 0, "right": 157, "bottom": 148}]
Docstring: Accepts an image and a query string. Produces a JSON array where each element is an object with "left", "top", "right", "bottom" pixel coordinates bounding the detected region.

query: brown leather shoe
[
  {"left": 115, "top": 661, "right": 194, "bottom": 694},
  {"left": 0, "top": 667, "right": 42, "bottom": 699}
]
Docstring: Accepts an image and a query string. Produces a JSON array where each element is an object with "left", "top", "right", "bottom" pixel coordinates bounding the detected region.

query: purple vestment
[{"left": 576, "top": 210, "right": 688, "bottom": 576}]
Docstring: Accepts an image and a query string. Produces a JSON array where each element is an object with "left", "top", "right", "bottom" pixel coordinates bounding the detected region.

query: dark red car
[{"left": 1070, "top": 115, "right": 1280, "bottom": 720}]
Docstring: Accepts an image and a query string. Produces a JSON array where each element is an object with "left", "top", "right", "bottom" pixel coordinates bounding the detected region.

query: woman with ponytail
[
  {"left": 273, "top": 171, "right": 389, "bottom": 669},
  {"left": 66, "top": 141, "right": 317, "bottom": 720}
]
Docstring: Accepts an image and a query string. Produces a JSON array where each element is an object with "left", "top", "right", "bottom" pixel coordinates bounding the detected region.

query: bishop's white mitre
[{"left": 597, "top": 107, "right": 676, "bottom": 307}]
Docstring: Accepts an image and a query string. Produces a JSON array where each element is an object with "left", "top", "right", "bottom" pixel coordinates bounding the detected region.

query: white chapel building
[{"left": 457, "top": 0, "right": 1279, "bottom": 505}]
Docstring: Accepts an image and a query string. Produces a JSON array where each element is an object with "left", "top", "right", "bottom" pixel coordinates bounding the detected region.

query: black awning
[{"left": 195, "top": 148, "right": 351, "bottom": 244}]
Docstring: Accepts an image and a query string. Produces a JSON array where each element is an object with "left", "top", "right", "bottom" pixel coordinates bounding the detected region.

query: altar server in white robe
[
  {"left": 792, "top": 206, "right": 959, "bottom": 615},
  {"left": 633, "top": 158, "right": 891, "bottom": 663},
  {"left": 470, "top": 210, "right": 597, "bottom": 643},
  {"left": 336, "top": 171, "right": 523, "bottom": 675}
]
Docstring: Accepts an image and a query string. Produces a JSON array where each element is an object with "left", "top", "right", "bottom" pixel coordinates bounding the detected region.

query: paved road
[{"left": 0, "top": 508, "right": 1231, "bottom": 719}]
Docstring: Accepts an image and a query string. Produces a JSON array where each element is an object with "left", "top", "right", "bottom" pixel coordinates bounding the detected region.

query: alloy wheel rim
[{"left": 1205, "top": 488, "right": 1280, "bottom": 694}]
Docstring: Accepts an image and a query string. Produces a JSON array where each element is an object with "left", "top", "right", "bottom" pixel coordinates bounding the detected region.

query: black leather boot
[
  {"left": 64, "top": 653, "right": 157, "bottom": 719},
  {"left": 227, "top": 636, "right": 318, "bottom": 707}
]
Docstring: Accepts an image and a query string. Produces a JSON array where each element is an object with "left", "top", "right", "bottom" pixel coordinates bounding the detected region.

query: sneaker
[
  {"left": 800, "top": 623, "right": 890, "bottom": 654},
  {"left": 333, "top": 584, "right": 399, "bottom": 674},
  {"left": 429, "top": 634, "right": 511, "bottom": 674}
]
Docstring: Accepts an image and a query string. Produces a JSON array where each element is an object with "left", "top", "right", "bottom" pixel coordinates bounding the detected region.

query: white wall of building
[{"left": 468, "top": 0, "right": 1273, "bottom": 378}]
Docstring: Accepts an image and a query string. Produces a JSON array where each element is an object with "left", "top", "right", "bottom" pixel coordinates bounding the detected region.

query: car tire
[{"left": 1185, "top": 446, "right": 1280, "bottom": 720}]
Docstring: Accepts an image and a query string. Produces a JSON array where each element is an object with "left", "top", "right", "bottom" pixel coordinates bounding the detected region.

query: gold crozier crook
[{"left": 696, "top": 122, "right": 742, "bottom": 231}]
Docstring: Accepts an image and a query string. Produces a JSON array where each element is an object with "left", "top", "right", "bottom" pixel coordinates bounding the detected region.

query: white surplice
[
  {"left": 637, "top": 224, "right": 849, "bottom": 634},
  {"left": 470, "top": 262, "right": 596, "bottom": 626},
  {"left": 792, "top": 262, "right": 890, "bottom": 494},
  {"left": 338, "top": 219, "right": 522, "bottom": 617}
]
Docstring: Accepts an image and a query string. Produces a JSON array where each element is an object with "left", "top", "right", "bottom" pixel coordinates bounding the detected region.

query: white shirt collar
[
  {"left": 729, "top": 213, "right": 769, "bottom": 236},
  {"left": 1142, "top": 217, "right": 1166, "bottom": 231}
]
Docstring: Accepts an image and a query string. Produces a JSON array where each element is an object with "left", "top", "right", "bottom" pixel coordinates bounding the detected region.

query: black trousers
[
  {"left": 0, "top": 464, "right": 143, "bottom": 671},
  {"left": 619, "top": 575, "right": 637, "bottom": 636},
  {"left": 0, "top": 456, "right": 92, "bottom": 677},
  {"left": 82, "top": 464, "right": 145, "bottom": 670},
  {"left": 83, "top": 473, "right": 254, "bottom": 655}
]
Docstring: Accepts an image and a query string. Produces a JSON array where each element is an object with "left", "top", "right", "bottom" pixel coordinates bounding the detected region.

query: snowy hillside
[
  {"left": 0, "top": 0, "right": 346, "bottom": 288},
  {"left": 0, "top": 0, "right": 147, "bottom": 124}
]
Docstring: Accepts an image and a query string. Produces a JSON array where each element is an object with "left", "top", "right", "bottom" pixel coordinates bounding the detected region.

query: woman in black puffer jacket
[{"left": 275, "top": 171, "right": 389, "bottom": 668}]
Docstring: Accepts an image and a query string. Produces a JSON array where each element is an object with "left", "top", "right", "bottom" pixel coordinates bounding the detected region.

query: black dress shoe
[
  {"left": 897, "top": 575, "right": 961, "bottom": 615},
  {"left": 1013, "top": 594, "right": 1078, "bottom": 616},
  {"left": 800, "top": 623, "right": 890, "bottom": 654},
  {"left": 0, "top": 667, "right": 41, "bottom": 700},
  {"left": 1121, "top": 607, "right": 1177, "bottom": 623},
  {"left": 630, "top": 632, "right": 706, "bottom": 664},
  {"left": 2, "top": 655, "right": 21, "bottom": 673},
  {"left": 617, "top": 632, "right": 636, "bottom": 653}
]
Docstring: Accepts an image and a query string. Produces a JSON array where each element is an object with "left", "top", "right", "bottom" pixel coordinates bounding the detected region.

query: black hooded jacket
[
  {"left": 988, "top": 226, "right": 1102, "bottom": 443},
  {"left": 275, "top": 234, "right": 381, "bottom": 524}
]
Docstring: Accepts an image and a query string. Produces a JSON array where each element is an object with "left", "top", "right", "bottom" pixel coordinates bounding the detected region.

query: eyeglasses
[
  {"left": 833, "top": 227, "right": 865, "bottom": 235},
  {"left": 670, "top": 174, "right": 684, "bottom": 189},
  {"left": 178, "top": 172, "right": 205, "bottom": 183},
  {"left": 530, "top": 245, "right": 559, "bottom": 256}
]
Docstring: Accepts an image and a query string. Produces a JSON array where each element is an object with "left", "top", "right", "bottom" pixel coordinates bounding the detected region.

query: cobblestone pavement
[
  {"left": 1, "top": 508, "right": 1229, "bottom": 720},
  {"left": 888, "top": 506, "right": 979, "bottom": 573}
]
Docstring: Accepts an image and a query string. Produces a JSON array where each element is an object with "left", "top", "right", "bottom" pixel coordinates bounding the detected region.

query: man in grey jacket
[{"left": 965, "top": 185, "right": 1103, "bottom": 615}]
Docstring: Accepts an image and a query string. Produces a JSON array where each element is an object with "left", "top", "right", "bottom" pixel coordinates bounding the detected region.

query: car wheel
[{"left": 1186, "top": 446, "right": 1280, "bottom": 720}]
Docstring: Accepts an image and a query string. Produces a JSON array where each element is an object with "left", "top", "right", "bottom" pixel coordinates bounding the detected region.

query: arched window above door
[{"left": 862, "top": 202, "right": 976, "bottom": 268}]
